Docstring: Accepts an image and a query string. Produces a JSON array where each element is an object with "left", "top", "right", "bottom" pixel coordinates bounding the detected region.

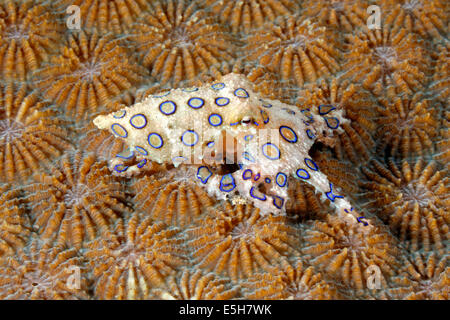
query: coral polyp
[
  {"left": 85, "top": 212, "right": 187, "bottom": 299},
  {"left": 361, "top": 159, "right": 449, "bottom": 253},
  {"left": 375, "top": 90, "right": 439, "bottom": 159},
  {"left": 0, "top": 0, "right": 62, "bottom": 80},
  {"left": 132, "top": 169, "right": 215, "bottom": 227},
  {"left": 301, "top": 214, "right": 405, "bottom": 294},
  {"left": 342, "top": 25, "right": 430, "bottom": 95},
  {"left": 54, "top": 0, "right": 151, "bottom": 35},
  {"left": 0, "top": 82, "right": 72, "bottom": 184},
  {"left": 0, "top": 238, "right": 89, "bottom": 299}
]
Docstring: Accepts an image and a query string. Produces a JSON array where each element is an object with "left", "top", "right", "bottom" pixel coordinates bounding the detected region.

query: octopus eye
[{"left": 241, "top": 117, "right": 252, "bottom": 125}]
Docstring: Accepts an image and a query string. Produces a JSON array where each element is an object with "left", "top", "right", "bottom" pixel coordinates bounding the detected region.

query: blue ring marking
[
  {"left": 259, "top": 98, "right": 272, "bottom": 108},
  {"left": 187, "top": 97, "right": 205, "bottom": 109},
  {"left": 272, "top": 196, "right": 284, "bottom": 209},
  {"left": 234, "top": 88, "right": 249, "bottom": 98},
  {"left": 230, "top": 121, "right": 240, "bottom": 126},
  {"left": 357, "top": 216, "right": 369, "bottom": 226},
  {"left": 219, "top": 174, "right": 236, "bottom": 192},
  {"left": 324, "top": 116, "right": 340, "bottom": 129},
  {"left": 181, "top": 130, "right": 199, "bottom": 147},
  {"left": 113, "top": 110, "right": 126, "bottom": 119},
  {"left": 318, "top": 104, "right": 336, "bottom": 115},
  {"left": 302, "top": 120, "right": 311, "bottom": 126},
  {"left": 325, "top": 183, "right": 344, "bottom": 202},
  {"left": 254, "top": 173, "right": 260, "bottom": 181},
  {"left": 148, "top": 132, "right": 163, "bottom": 149},
  {"left": 153, "top": 91, "right": 170, "bottom": 98},
  {"left": 242, "top": 152, "right": 255, "bottom": 163},
  {"left": 265, "top": 178, "right": 271, "bottom": 184},
  {"left": 137, "top": 159, "right": 147, "bottom": 168},
  {"left": 262, "top": 143, "right": 281, "bottom": 160},
  {"left": 238, "top": 163, "right": 245, "bottom": 170},
  {"left": 344, "top": 208, "right": 354, "bottom": 214},
  {"left": 114, "top": 164, "right": 128, "bottom": 173},
  {"left": 111, "top": 123, "right": 128, "bottom": 138},
  {"left": 276, "top": 172, "right": 287, "bottom": 187},
  {"left": 260, "top": 109, "right": 269, "bottom": 124},
  {"left": 244, "top": 135, "right": 254, "bottom": 141},
  {"left": 116, "top": 149, "right": 134, "bottom": 159},
  {"left": 215, "top": 97, "right": 230, "bottom": 107},
  {"left": 159, "top": 100, "right": 177, "bottom": 115},
  {"left": 207, "top": 141, "right": 215, "bottom": 148},
  {"left": 282, "top": 108, "right": 296, "bottom": 115},
  {"left": 182, "top": 87, "right": 198, "bottom": 92},
  {"left": 279, "top": 126, "right": 298, "bottom": 143},
  {"left": 208, "top": 113, "right": 223, "bottom": 126},
  {"left": 211, "top": 83, "right": 225, "bottom": 90},
  {"left": 242, "top": 169, "right": 253, "bottom": 180},
  {"left": 197, "top": 166, "right": 212, "bottom": 184},
  {"left": 306, "top": 129, "right": 315, "bottom": 139},
  {"left": 253, "top": 120, "right": 259, "bottom": 126},
  {"left": 296, "top": 168, "right": 310, "bottom": 180},
  {"left": 129, "top": 114, "right": 147, "bottom": 129},
  {"left": 135, "top": 146, "right": 148, "bottom": 156},
  {"left": 250, "top": 187, "right": 266, "bottom": 201},
  {"left": 304, "top": 158, "right": 319, "bottom": 171}
]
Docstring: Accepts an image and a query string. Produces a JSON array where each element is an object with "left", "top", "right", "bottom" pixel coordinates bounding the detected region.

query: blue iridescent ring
[
  {"left": 114, "top": 164, "right": 128, "bottom": 173},
  {"left": 219, "top": 174, "right": 236, "bottom": 192},
  {"left": 187, "top": 97, "right": 204, "bottom": 109},
  {"left": 208, "top": 113, "right": 223, "bottom": 127},
  {"left": 318, "top": 104, "right": 336, "bottom": 115},
  {"left": 304, "top": 158, "right": 318, "bottom": 171},
  {"left": 197, "top": 166, "right": 213, "bottom": 184},
  {"left": 181, "top": 130, "right": 199, "bottom": 147},
  {"left": 250, "top": 187, "right": 266, "bottom": 201},
  {"left": 306, "top": 129, "right": 315, "bottom": 139},
  {"left": 324, "top": 116, "right": 340, "bottom": 129},
  {"left": 211, "top": 83, "right": 225, "bottom": 90},
  {"left": 113, "top": 110, "right": 126, "bottom": 119},
  {"left": 242, "top": 169, "right": 253, "bottom": 180},
  {"left": 234, "top": 88, "right": 249, "bottom": 98},
  {"left": 137, "top": 159, "right": 147, "bottom": 168},
  {"left": 148, "top": 132, "right": 163, "bottom": 149},
  {"left": 272, "top": 196, "right": 284, "bottom": 209}
]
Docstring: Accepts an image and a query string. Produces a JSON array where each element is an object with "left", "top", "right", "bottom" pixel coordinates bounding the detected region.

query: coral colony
[{"left": 94, "top": 73, "right": 367, "bottom": 227}]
